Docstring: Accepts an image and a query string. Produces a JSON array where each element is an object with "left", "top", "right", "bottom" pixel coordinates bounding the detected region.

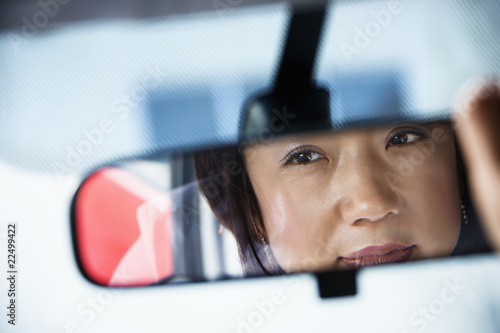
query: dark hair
[
  {"left": 194, "top": 127, "right": 491, "bottom": 276},
  {"left": 194, "top": 146, "right": 285, "bottom": 276}
]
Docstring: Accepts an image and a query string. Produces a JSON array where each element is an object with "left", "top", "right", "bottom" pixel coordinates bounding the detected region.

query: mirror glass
[
  {"left": 73, "top": 122, "right": 492, "bottom": 287},
  {"left": 74, "top": 156, "right": 244, "bottom": 286}
]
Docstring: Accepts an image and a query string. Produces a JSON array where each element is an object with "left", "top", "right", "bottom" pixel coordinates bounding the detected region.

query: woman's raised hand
[{"left": 454, "top": 78, "right": 500, "bottom": 251}]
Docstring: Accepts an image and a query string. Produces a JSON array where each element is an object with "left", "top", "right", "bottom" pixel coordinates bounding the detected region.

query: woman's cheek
[
  {"left": 393, "top": 140, "right": 461, "bottom": 257},
  {"left": 424, "top": 156, "right": 461, "bottom": 255},
  {"left": 266, "top": 183, "right": 336, "bottom": 272}
]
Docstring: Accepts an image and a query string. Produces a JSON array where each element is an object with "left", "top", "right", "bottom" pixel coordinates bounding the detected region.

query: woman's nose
[{"left": 336, "top": 153, "right": 399, "bottom": 225}]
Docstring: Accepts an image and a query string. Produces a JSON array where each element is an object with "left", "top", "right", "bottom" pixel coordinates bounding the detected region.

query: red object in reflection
[{"left": 75, "top": 167, "right": 174, "bottom": 286}]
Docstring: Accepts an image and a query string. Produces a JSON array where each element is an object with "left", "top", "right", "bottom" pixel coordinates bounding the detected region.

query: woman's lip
[{"left": 340, "top": 243, "right": 416, "bottom": 268}]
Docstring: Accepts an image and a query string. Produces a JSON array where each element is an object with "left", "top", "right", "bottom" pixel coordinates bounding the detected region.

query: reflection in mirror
[
  {"left": 74, "top": 157, "right": 243, "bottom": 287},
  {"left": 73, "top": 122, "right": 492, "bottom": 287}
]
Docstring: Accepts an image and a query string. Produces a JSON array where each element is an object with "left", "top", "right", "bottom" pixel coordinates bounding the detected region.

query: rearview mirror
[{"left": 72, "top": 121, "right": 492, "bottom": 287}]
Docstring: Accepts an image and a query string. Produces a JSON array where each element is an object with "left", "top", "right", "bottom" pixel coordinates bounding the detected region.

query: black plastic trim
[{"left": 316, "top": 269, "right": 357, "bottom": 299}]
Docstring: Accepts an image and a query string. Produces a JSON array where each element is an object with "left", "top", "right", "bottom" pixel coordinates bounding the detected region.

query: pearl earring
[
  {"left": 460, "top": 200, "right": 469, "bottom": 225},
  {"left": 259, "top": 234, "right": 273, "bottom": 264}
]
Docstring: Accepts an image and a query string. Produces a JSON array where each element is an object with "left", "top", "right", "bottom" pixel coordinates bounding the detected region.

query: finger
[{"left": 453, "top": 78, "right": 500, "bottom": 251}]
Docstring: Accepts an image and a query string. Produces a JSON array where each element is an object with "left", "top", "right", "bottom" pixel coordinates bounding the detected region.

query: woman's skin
[{"left": 244, "top": 122, "right": 462, "bottom": 272}]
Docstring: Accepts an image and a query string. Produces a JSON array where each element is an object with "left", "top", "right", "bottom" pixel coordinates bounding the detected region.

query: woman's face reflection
[{"left": 244, "top": 122, "right": 461, "bottom": 272}]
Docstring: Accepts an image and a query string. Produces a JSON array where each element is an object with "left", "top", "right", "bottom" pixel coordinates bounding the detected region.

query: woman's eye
[
  {"left": 389, "top": 133, "right": 419, "bottom": 145},
  {"left": 386, "top": 128, "right": 428, "bottom": 149},
  {"left": 282, "top": 150, "right": 325, "bottom": 166}
]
